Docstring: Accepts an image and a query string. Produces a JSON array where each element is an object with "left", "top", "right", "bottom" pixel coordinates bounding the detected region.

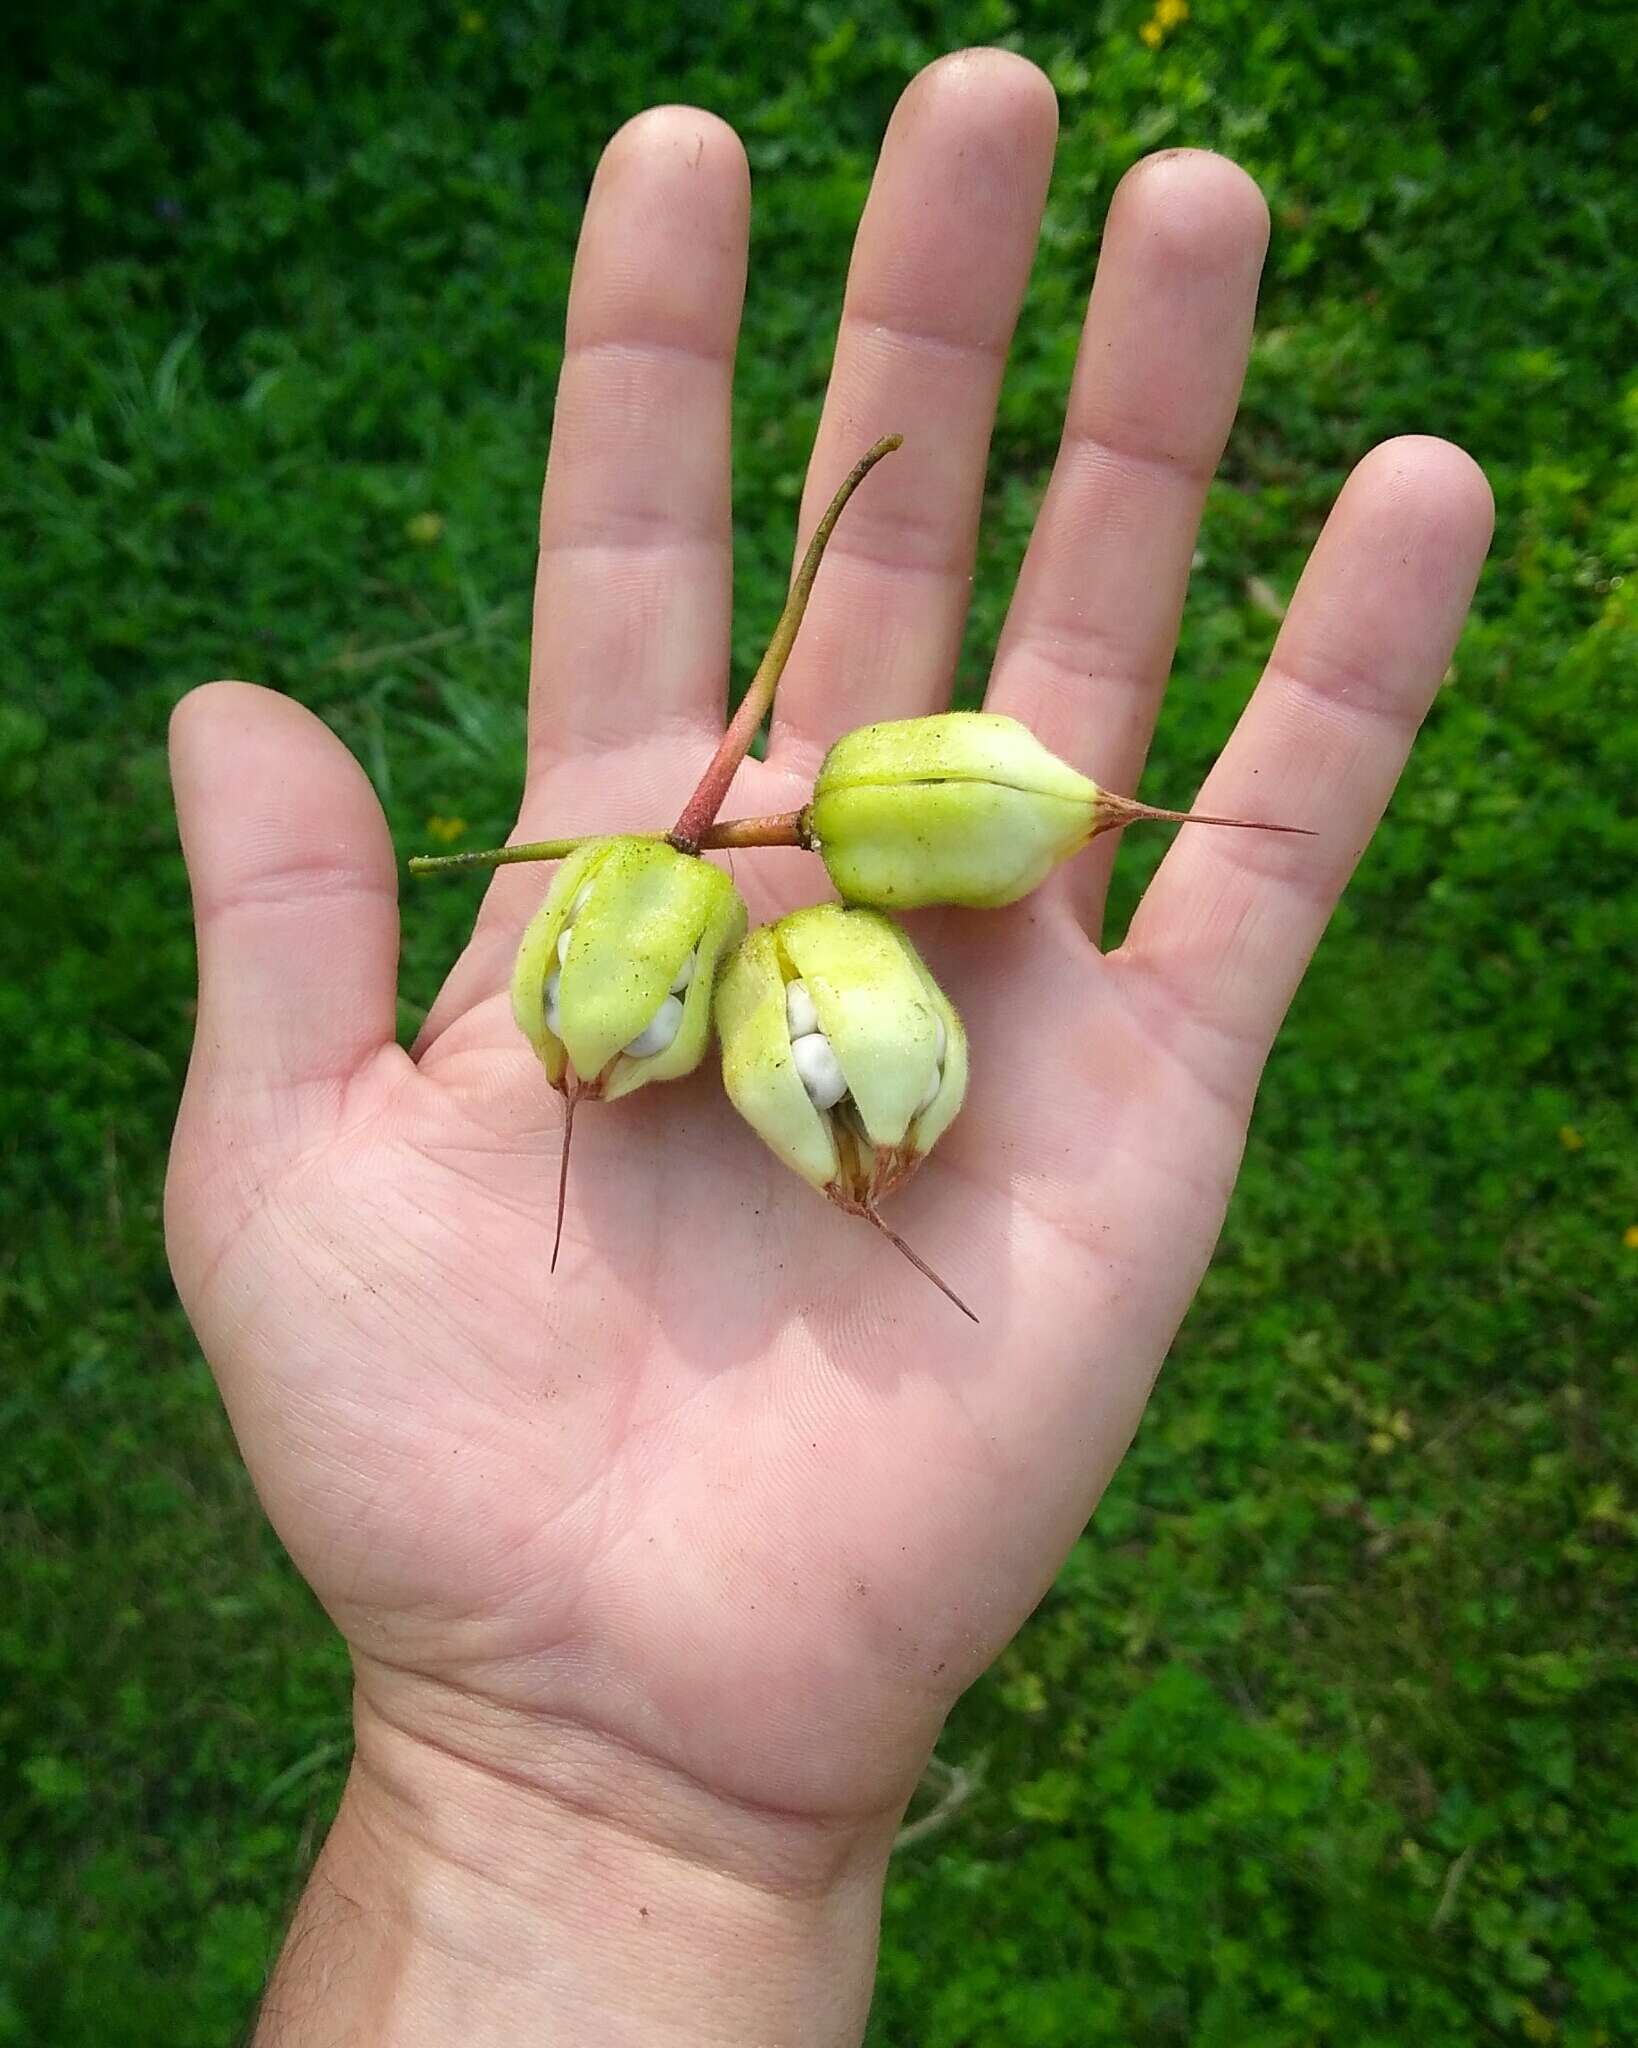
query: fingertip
[
  {"left": 905, "top": 45, "right": 1061, "bottom": 143},
  {"left": 1348, "top": 435, "right": 1495, "bottom": 552},
  {"left": 538, "top": 101, "right": 752, "bottom": 752},
  {"left": 170, "top": 676, "right": 259, "bottom": 758},
  {"left": 170, "top": 679, "right": 307, "bottom": 785},
  {"left": 768, "top": 45, "right": 1061, "bottom": 753},
  {"left": 842, "top": 46, "right": 1060, "bottom": 343},
  {"left": 1309, "top": 439, "right": 1494, "bottom": 643},
  {"left": 1109, "top": 148, "right": 1270, "bottom": 279},
  {"left": 171, "top": 682, "right": 273, "bottom": 847},
  {"left": 171, "top": 678, "right": 388, "bottom": 847},
  {"left": 563, "top": 103, "right": 749, "bottom": 377},
  {"left": 597, "top": 103, "right": 749, "bottom": 201},
  {"left": 170, "top": 680, "right": 395, "bottom": 922}
]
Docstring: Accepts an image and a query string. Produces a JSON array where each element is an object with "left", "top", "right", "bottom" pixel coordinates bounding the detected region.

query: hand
[{"left": 166, "top": 51, "right": 1492, "bottom": 2047}]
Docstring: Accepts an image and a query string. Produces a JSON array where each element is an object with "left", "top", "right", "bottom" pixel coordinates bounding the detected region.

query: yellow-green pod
[
  {"left": 808, "top": 712, "right": 1100, "bottom": 909},
  {"left": 715, "top": 925, "right": 842, "bottom": 1194},
  {"left": 511, "top": 836, "right": 745, "bottom": 1100},
  {"left": 714, "top": 903, "right": 966, "bottom": 1208}
]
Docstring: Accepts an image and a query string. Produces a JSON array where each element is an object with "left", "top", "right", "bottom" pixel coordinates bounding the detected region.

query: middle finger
[{"left": 767, "top": 50, "right": 1058, "bottom": 772}]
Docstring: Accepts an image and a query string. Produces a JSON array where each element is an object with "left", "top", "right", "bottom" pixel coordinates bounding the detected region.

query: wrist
[{"left": 257, "top": 1676, "right": 897, "bottom": 2047}]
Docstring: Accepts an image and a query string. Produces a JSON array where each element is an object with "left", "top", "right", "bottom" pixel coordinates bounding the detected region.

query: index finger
[{"left": 528, "top": 107, "right": 749, "bottom": 770}]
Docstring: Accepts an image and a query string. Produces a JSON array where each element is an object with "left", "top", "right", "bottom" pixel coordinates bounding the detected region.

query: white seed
[
  {"left": 785, "top": 978, "right": 819, "bottom": 1039},
  {"left": 570, "top": 882, "right": 594, "bottom": 916},
  {"left": 916, "top": 1066, "right": 942, "bottom": 1116},
  {"left": 624, "top": 994, "right": 685, "bottom": 1060},
  {"left": 931, "top": 1010, "right": 947, "bottom": 1063},
  {"left": 670, "top": 950, "right": 697, "bottom": 995},
  {"left": 791, "top": 1031, "right": 848, "bottom": 1111},
  {"left": 556, "top": 924, "right": 574, "bottom": 966},
  {"left": 544, "top": 969, "right": 562, "bottom": 1037}
]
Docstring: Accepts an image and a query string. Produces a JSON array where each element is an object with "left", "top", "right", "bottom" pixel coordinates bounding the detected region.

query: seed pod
[
  {"left": 512, "top": 836, "right": 746, "bottom": 1103},
  {"left": 715, "top": 904, "right": 973, "bottom": 1316},
  {"left": 807, "top": 711, "right": 1308, "bottom": 909},
  {"left": 415, "top": 438, "right": 906, "bottom": 1281}
]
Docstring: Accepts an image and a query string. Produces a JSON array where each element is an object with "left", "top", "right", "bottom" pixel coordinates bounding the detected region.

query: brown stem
[
  {"left": 409, "top": 809, "right": 813, "bottom": 878},
  {"left": 864, "top": 1205, "right": 978, "bottom": 1324},
  {"left": 703, "top": 808, "right": 814, "bottom": 851},
  {"left": 1092, "top": 793, "right": 1317, "bottom": 839},
  {"left": 668, "top": 434, "right": 904, "bottom": 854}
]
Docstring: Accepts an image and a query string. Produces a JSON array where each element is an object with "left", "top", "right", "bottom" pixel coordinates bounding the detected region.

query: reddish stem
[{"left": 668, "top": 434, "right": 903, "bottom": 854}]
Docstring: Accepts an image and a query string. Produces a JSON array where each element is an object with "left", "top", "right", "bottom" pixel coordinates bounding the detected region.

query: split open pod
[
  {"left": 512, "top": 836, "right": 746, "bottom": 1103},
  {"left": 714, "top": 903, "right": 974, "bottom": 1318},
  {"left": 511, "top": 836, "right": 746, "bottom": 1268}
]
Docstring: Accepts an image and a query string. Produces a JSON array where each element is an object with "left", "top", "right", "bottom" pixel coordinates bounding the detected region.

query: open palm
[{"left": 166, "top": 56, "right": 1490, "bottom": 1864}]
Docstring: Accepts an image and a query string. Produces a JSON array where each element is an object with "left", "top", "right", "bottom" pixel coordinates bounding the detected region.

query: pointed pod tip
[
  {"left": 551, "top": 1088, "right": 578, "bottom": 1274},
  {"left": 1096, "top": 793, "right": 1318, "bottom": 838},
  {"left": 1176, "top": 815, "right": 1319, "bottom": 837},
  {"left": 864, "top": 1204, "right": 978, "bottom": 1324}
]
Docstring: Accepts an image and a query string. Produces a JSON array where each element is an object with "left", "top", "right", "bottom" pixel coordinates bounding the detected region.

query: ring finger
[{"left": 984, "top": 149, "right": 1269, "bottom": 937}]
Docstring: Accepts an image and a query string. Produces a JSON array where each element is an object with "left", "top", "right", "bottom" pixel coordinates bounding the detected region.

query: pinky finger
[{"left": 1118, "top": 437, "right": 1493, "bottom": 1108}]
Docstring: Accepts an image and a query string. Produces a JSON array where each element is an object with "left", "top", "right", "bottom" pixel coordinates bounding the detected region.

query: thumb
[{"left": 170, "top": 681, "right": 400, "bottom": 1136}]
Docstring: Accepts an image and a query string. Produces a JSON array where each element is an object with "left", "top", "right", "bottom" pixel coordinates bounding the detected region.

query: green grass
[{"left": 3, "top": 1, "right": 1635, "bottom": 2041}]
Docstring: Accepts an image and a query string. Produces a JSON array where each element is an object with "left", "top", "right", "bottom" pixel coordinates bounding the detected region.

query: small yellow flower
[
  {"left": 1367, "top": 1430, "right": 1396, "bottom": 1456},
  {"left": 425, "top": 814, "right": 467, "bottom": 844},
  {"left": 406, "top": 511, "right": 445, "bottom": 545},
  {"left": 1000, "top": 1668, "right": 1049, "bottom": 1716},
  {"left": 1519, "top": 2001, "right": 1557, "bottom": 2045},
  {"left": 1558, "top": 1125, "right": 1585, "bottom": 1151},
  {"left": 1624, "top": 1224, "right": 1638, "bottom": 1251},
  {"left": 1156, "top": 0, "right": 1189, "bottom": 26},
  {"left": 1139, "top": 18, "right": 1164, "bottom": 47}
]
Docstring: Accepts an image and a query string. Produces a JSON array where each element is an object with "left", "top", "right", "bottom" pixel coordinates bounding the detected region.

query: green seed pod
[
  {"left": 512, "top": 836, "right": 746, "bottom": 1102},
  {"left": 806, "top": 711, "right": 1307, "bottom": 910},
  {"left": 807, "top": 712, "right": 1103, "bottom": 909},
  {"left": 715, "top": 903, "right": 967, "bottom": 1213}
]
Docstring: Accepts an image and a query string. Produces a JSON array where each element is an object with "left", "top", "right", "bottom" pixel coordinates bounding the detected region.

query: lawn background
[{"left": 3, "top": 1, "right": 1635, "bottom": 2041}]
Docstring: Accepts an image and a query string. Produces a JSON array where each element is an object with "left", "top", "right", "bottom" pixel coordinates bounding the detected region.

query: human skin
[{"left": 165, "top": 50, "right": 1493, "bottom": 2047}]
